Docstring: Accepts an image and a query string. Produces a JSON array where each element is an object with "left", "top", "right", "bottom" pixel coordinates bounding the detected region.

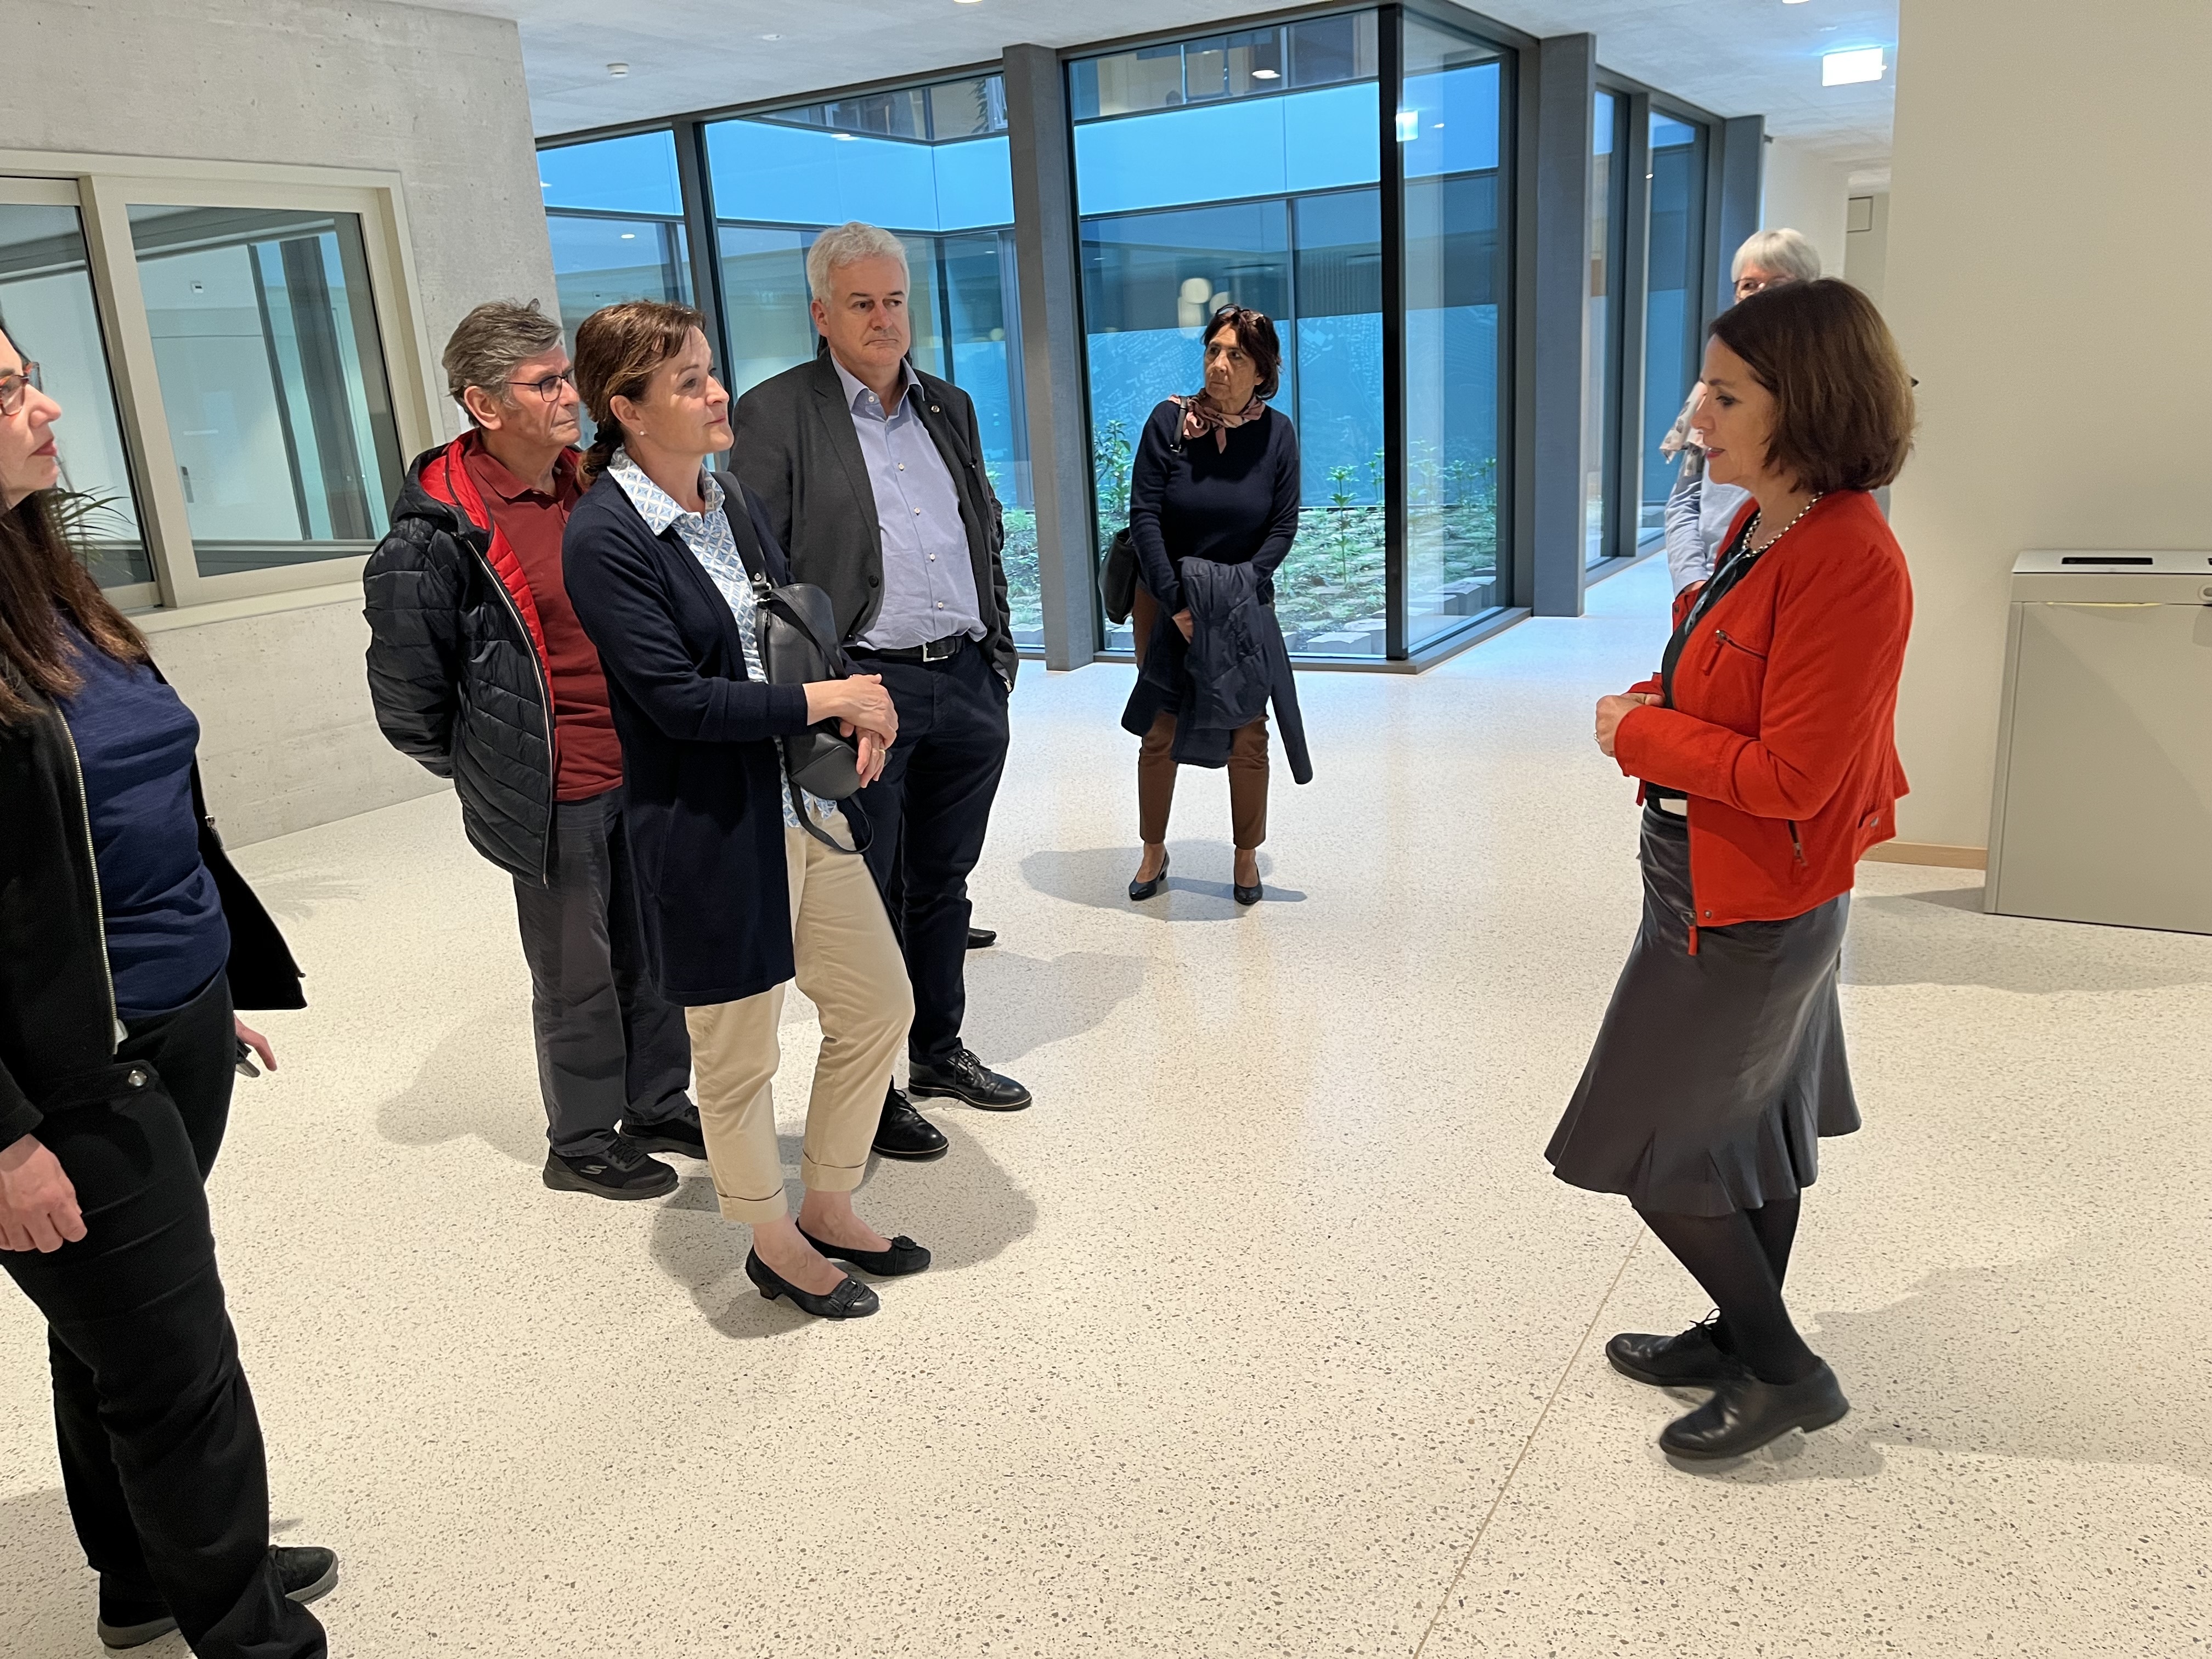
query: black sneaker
[
  {"left": 907, "top": 1047, "right": 1032, "bottom": 1111},
  {"left": 99, "top": 1545, "right": 339, "bottom": 1650},
  {"left": 622, "top": 1114, "right": 708, "bottom": 1160},
  {"left": 873, "top": 1086, "right": 949, "bottom": 1161},
  {"left": 543, "top": 1135, "right": 677, "bottom": 1199}
]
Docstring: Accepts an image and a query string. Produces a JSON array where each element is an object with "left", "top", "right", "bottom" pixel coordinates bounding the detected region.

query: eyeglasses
[
  {"left": 504, "top": 369, "right": 577, "bottom": 402},
  {"left": 1734, "top": 276, "right": 1779, "bottom": 299},
  {"left": 0, "top": 360, "right": 43, "bottom": 417}
]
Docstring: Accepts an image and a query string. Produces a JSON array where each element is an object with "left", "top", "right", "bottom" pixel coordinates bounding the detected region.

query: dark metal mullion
[
  {"left": 1378, "top": 4, "right": 1408, "bottom": 661},
  {"left": 247, "top": 244, "right": 315, "bottom": 540},
  {"left": 934, "top": 235, "right": 958, "bottom": 381},
  {"left": 672, "top": 120, "right": 725, "bottom": 349},
  {"left": 1614, "top": 92, "right": 1653, "bottom": 562},
  {"left": 1600, "top": 91, "right": 1633, "bottom": 566}
]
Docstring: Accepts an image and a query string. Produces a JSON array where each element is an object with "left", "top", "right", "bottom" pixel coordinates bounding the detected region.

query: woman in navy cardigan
[{"left": 561, "top": 302, "right": 923, "bottom": 1322}]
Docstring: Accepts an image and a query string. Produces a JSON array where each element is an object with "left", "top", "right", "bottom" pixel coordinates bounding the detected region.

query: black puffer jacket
[{"left": 363, "top": 438, "right": 561, "bottom": 884}]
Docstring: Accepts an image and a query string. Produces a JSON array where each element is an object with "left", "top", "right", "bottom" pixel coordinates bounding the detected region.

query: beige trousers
[{"left": 684, "top": 823, "right": 913, "bottom": 1224}]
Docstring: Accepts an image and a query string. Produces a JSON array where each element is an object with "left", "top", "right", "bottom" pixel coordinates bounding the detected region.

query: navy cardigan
[{"left": 561, "top": 470, "right": 815, "bottom": 1006}]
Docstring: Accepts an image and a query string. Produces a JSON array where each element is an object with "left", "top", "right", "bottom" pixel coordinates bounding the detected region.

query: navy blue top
[
  {"left": 1127, "top": 399, "right": 1302, "bottom": 616},
  {"left": 54, "top": 620, "right": 228, "bottom": 1021}
]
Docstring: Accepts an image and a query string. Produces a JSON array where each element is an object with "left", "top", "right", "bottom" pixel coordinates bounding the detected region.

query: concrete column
[
  {"left": 1001, "top": 42, "right": 1096, "bottom": 670},
  {"left": 1516, "top": 33, "right": 1596, "bottom": 617}
]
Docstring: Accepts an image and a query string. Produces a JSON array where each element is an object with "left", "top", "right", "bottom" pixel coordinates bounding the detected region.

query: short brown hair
[
  {"left": 443, "top": 299, "right": 563, "bottom": 424},
  {"left": 1708, "top": 278, "right": 1915, "bottom": 493},
  {"left": 572, "top": 300, "right": 707, "bottom": 481},
  {"left": 1205, "top": 306, "right": 1282, "bottom": 402}
]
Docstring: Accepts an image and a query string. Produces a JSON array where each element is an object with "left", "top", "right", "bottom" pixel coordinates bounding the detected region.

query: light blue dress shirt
[
  {"left": 607, "top": 449, "right": 832, "bottom": 832},
  {"left": 830, "top": 357, "right": 985, "bottom": 651}
]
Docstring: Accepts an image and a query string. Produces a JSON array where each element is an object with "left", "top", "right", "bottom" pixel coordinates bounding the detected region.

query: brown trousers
[{"left": 1132, "top": 582, "right": 1270, "bottom": 850}]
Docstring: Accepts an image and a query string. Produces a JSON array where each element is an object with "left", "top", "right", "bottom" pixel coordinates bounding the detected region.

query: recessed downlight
[
  {"left": 607, "top": 61, "right": 628, "bottom": 78},
  {"left": 1251, "top": 68, "right": 1279, "bottom": 80},
  {"left": 1821, "top": 46, "right": 1885, "bottom": 84}
]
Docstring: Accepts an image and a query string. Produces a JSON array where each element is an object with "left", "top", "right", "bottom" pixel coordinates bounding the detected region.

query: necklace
[{"left": 1742, "top": 493, "right": 1826, "bottom": 556}]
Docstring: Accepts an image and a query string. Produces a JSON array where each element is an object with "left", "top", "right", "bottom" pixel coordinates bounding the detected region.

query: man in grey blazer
[{"left": 731, "top": 223, "right": 1031, "bottom": 1162}]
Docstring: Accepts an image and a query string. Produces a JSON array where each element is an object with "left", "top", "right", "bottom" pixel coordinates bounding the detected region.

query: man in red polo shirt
[{"left": 366, "top": 301, "right": 700, "bottom": 1200}]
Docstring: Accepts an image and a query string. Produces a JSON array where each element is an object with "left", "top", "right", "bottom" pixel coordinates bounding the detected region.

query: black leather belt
[{"left": 851, "top": 633, "right": 970, "bottom": 665}]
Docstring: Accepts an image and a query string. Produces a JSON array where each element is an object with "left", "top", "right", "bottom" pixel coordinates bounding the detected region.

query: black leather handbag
[{"left": 1099, "top": 528, "right": 1138, "bottom": 625}]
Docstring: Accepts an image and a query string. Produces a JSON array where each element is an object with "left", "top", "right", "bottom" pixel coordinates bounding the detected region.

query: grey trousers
[{"left": 512, "top": 787, "right": 695, "bottom": 1158}]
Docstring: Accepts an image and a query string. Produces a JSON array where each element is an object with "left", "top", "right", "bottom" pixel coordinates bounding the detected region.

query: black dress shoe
[
  {"left": 967, "top": 926, "right": 997, "bottom": 949},
  {"left": 1660, "top": 1362, "right": 1849, "bottom": 1460},
  {"left": 1233, "top": 879, "right": 1263, "bottom": 906},
  {"left": 1128, "top": 852, "right": 1170, "bottom": 901},
  {"left": 744, "top": 1248, "right": 879, "bottom": 1319},
  {"left": 907, "top": 1047, "right": 1032, "bottom": 1111},
  {"left": 873, "top": 1087, "right": 949, "bottom": 1161},
  {"left": 542, "top": 1136, "right": 678, "bottom": 1200},
  {"left": 100, "top": 1545, "right": 339, "bottom": 1649},
  {"left": 622, "top": 1114, "right": 708, "bottom": 1160},
  {"left": 1606, "top": 1315, "right": 1752, "bottom": 1389},
  {"left": 798, "top": 1225, "right": 932, "bottom": 1277}
]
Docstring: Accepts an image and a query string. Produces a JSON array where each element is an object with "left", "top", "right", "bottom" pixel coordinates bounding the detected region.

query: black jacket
[
  {"left": 363, "top": 438, "right": 566, "bottom": 884},
  {"left": 560, "top": 470, "right": 820, "bottom": 1007},
  {"left": 730, "top": 354, "right": 1019, "bottom": 689},
  {"left": 1122, "top": 558, "right": 1313, "bottom": 784},
  {"left": 1, "top": 677, "right": 303, "bottom": 1150}
]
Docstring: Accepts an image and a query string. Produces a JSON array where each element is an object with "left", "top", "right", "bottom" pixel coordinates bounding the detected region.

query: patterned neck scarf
[{"left": 1174, "top": 392, "right": 1266, "bottom": 452}]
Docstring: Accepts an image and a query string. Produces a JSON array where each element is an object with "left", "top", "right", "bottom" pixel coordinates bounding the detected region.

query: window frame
[{"left": 0, "top": 149, "right": 439, "bottom": 616}]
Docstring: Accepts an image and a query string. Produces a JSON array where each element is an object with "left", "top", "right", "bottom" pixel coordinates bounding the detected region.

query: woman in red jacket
[{"left": 1548, "top": 279, "right": 1916, "bottom": 1462}]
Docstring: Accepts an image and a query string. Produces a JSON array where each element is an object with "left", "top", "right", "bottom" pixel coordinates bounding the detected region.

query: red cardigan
[{"left": 1613, "top": 490, "right": 1912, "bottom": 944}]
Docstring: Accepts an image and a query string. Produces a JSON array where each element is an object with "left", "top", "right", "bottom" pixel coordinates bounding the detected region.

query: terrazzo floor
[{"left": 5, "top": 556, "right": 2207, "bottom": 1658}]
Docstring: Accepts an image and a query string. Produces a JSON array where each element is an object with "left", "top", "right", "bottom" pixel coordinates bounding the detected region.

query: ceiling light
[
  {"left": 620, "top": 232, "right": 636, "bottom": 239},
  {"left": 539, "top": 179, "right": 551, "bottom": 189},
  {"left": 758, "top": 32, "right": 782, "bottom": 40},
  {"left": 834, "top": 132, "right": 857, "bottom": 141},
  {"left": 1822, "top": 46, "right": 1885, "bottom": 85},
  {"left": 1251, "top": 68, "right": 1279, "bottom": 80},
  {"left": 607, "top": 61, "right": 628, "bottom": 77}
]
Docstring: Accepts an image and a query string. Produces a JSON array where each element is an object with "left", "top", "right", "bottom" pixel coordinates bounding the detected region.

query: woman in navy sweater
[{"left": 1124, "top": 307, "right": 1302, "bottom": 906}]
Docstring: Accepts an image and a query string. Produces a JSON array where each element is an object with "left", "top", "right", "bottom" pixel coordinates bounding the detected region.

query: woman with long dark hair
[
  {"left": 1550, "top": 280, "right": 1916, "bottom": 1462},
  {"left": 0, "top": 321, "right": 336, "bottom": 1654}
]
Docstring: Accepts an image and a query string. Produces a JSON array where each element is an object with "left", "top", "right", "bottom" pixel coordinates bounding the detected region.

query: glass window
[
  {"left": 1291, "top": 13, "right": 1380, "bottom": 88},
  {"left": 703, "top": 75, "right": 1037, "bottom": 647},
  {"left": 1401, "top": 18, "right": 1510, "bottom": 651},
  {"left": 0, "top": 201, "right": 151, "bottom": 590},
  {"left": 1587, "top": 91, "right": 1629, "bottom": 567},
  {"left": 539, "top": 133, "right": 693, "bottom": 359},
  {"left": 127, "top": 205, "right": 403, "bottom": 577},
  {"left": 1641, "top": 112, "right": 1707, "bottom": 545}
]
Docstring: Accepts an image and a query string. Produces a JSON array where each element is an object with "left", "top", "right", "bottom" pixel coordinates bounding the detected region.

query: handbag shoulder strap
[{"left": 718, "top": 473, "right": 773, "bottom": 591}]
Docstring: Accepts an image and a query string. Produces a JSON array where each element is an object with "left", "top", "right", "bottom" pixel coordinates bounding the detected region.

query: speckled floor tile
[{"left": 5, "top": 557, "right": 2205, "bottom": 1657}]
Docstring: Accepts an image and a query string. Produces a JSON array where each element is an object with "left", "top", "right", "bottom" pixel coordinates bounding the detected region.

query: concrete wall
[
  {"left": 1758, "top": 139, "right": 1852, "bottom": 279},
  {"left": 1882, "top": 0, "right": 2212, "bottom": 850},
  {"left": 1844, "top": 191, "right": 1890, "bottom": 309},
  {"left": 14, "top": 0, "right": 558, "bottom": 843}
]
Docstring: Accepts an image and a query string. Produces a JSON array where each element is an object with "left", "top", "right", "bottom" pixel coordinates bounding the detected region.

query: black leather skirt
[{"left": 1546, "top": 803, "right": 1859, "bottom": 1217}]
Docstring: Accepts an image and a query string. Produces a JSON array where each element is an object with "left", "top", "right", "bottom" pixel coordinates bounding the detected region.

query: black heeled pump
[
  {"left": 744, "top": 1248, "right": 879, "bottom": 1319},
  {"left": 1128, "top": 851, "right": 1170, "bottom": 901}
]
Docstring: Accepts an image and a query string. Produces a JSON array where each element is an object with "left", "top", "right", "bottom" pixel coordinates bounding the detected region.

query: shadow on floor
[
  {"left": 0, "top": 1486, "right": 125, "bottom": 1655},
  {"left": 374, "top": 1007, "right": 547, "bottom": 1166},
  {"left": 1020, "top": 842, "right": 1305, "bottom": 917},
  {"left": 961, "top": 947, "right": 1147, "bottom": 1067},
  {"left": 1843, "top": 888, "right": 2212, "bottom": 992},
  {"left": 646, "top": 1121, "right": 1037, "bottom": 1340},
  {"left": 230, "top": 868, "right": 373, "bottom": 926}
]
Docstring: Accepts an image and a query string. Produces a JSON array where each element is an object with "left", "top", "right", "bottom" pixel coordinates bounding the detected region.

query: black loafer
[
  {"left": 873, "top": 1087, "right": 949, "bottom": 1161},
  {"left": 1660, "top": 1362, "right": 1849, "bottom": 1460},
  {"left": 1606, "top": 1315, "right": 1752, "bottom": 1389},
  {"left": 907, "top": 1048, "right": 1032, "bottom": 1111},
  {"left": 622, "top": 1114, "right": 708, "bottom": 1160},
  {"left": 1233, "top": 879, "right": 1263, "bottom": 906},
  {"left": 100, "top": 1545, "right": 339, "bottom": 1650},
  {"left": 1128, "top": 852, "right": 1170, "bottom": 901},
  {"left": 967, "top": 926, "right": 997, "bottom": 949},
  {"left": 799, "top": 1225, "right": 932, "bottom": 1277},
  {"left": 744, "top": 1249, "right": 879, "bottom": 1319},
  {"left": 542, "top": 1136, "right": 678, "bottom": 1200}
]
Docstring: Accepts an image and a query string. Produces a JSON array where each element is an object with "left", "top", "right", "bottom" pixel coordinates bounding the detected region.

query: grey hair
[
  {"left": 1731, "top": 228, "right": 1822, "bottom": 284},
  {"left": 443, "top": 299, "right": 565, "bottom": 423},
  {"left": 805, "top": 222, "right": 910, "bottom": 306}
]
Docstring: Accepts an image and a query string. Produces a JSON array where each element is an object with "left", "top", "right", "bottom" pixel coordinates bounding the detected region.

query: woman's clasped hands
[{"left": 1593, "top": 691, "right": 1663, "bottom": 758}]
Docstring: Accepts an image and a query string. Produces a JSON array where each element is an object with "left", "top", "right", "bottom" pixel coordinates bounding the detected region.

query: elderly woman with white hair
[{"left": 1660, "top": 227, "right": 1822, "bottom": 592}]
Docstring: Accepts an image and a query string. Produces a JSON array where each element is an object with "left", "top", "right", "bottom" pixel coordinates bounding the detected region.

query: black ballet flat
[
  {"left": 1128, "top": 852, "right": 1170, "bottom": 901},
  {"left": 1659, "top": 1362, "right": 1848, "bottom": 1460},
  {"left": 798, "top": 1226, "right": 932, "bottom": 1277},
  {"left": 744, "top": 1248, "right": 879, "bottom": 1319},
  {"left": 1233, "top": 879, "right": 1263, "bottom": 906}
]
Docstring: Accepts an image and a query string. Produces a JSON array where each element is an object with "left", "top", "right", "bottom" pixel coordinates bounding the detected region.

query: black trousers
[
  {"left": 512, "top": 787, "right": 695, "bottom": 1158},
  {"left": 851, "top": 641, "right": 1010, "bottom": 1066},
  {"left": 3, "top": 972, "right": 325, "bottom": 1657}
]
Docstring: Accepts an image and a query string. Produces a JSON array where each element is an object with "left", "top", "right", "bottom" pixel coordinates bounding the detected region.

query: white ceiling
[{"left": 410, "top": 0, "right": 1897, "bottom": 173}]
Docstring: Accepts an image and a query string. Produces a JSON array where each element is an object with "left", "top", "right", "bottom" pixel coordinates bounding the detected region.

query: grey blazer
[{"left": 729, "top": 353, "right": 1018, "bottom": 688}]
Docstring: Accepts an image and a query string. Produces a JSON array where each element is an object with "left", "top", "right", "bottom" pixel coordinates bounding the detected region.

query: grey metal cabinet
[{"left": 1985, "top": 550, "right": 2212, "bottom": 934}]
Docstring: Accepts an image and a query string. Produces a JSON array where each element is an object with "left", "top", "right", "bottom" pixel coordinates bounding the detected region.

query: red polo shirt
[{"left": 461, "top": 436, "right": 624, "bottom": 802}]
